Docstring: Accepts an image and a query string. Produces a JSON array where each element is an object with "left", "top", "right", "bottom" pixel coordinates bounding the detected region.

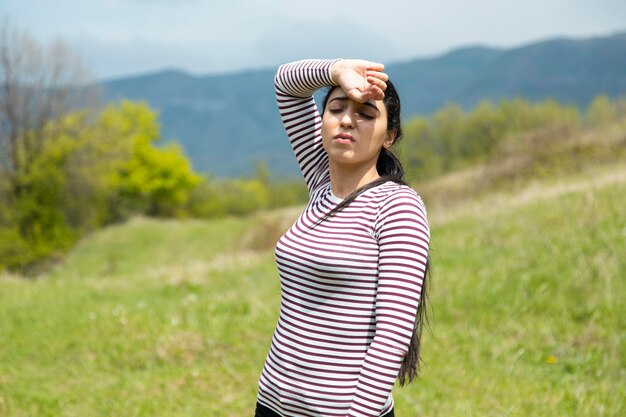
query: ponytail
[
  {"left": 398, "top": 258, "right": 430, "bottom": 386},
  {"left": 376, "top": 147, "right": 404, "bottom": 180}
]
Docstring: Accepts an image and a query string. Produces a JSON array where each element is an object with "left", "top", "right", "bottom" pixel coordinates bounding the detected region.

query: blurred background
[{"left": 1, "top": 1, "right": 625, "bottom": 416}]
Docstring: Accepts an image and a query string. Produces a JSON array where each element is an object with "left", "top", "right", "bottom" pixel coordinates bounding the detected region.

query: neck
[{"left": 329, "top": 161, "right": 380, "bottom": 199}]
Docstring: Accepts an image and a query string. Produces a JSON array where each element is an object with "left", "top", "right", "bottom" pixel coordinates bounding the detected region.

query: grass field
[{"left": 1, "top": 162, "right": 625, "bottom": 416}]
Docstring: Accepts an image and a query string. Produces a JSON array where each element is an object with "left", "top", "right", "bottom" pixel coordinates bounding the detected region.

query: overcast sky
[{"left": 3, "top": 0, "right": 626, "bottom": 81}]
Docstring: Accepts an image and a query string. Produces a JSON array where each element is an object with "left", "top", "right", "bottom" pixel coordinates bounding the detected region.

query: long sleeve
[
  {"left": 347, "top": 190, "right": 430, "bottom": 417},
  {"left": 274, "top": 59, "right": 339, "bottom": 192}
]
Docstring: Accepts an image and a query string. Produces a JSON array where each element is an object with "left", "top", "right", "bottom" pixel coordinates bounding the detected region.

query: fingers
[
  {"left": 366, "top": 69, "right": 389, "bottom": 82},
  {"left": 364, "top": 72, "right": 387, "bottom": 101},
  {"left": 366, "top": 68, "right": 389, "bottom": 100},
  {"left": 365, "top": 85, "right": 385, "bottom": 101},
  {"left": 372, "top": 85, "right": 385, "bottom": 100},
  {"left": 365, "top": 63, "right": 385, "bottom": 73},
  {"left": 367, "top": 75, "right": 387, "bottom": 92},
  {"left": 336, "top": 59, "right": 389, "bottom": 102}
]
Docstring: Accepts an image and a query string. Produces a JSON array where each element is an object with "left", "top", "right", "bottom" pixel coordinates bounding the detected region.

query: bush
[{"left": 399, "top": 97, "right": 585, "bottom": 182}]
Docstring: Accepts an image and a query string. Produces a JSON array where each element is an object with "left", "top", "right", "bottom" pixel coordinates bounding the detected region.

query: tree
[
  {"left": 586, "top": 95, "right": 617, "bottom": 126},
  {"left": 399, "top": 116, "right": 442, "bottom": 181},
  {"left": 463, "top": 101, "right": 507, "bottom": 160},
  {"left": 0, "top": 19, "right": 98, "bottom": 204},
  {"left": 110, "top": 101, "right": 202, "bottom": 218},
  {"left": 0, "top": 20, "right": 99, "bottom": 272},
  {"left": 432, "top": 104, "right": 465, "bottom": 171}
]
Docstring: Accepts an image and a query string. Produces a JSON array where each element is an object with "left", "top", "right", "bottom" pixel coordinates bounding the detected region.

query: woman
[{"left": 255, "top": 59, "right": 430, "bottom": 417}]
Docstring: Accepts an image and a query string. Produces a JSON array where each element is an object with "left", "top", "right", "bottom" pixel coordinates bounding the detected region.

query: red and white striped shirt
[{"left": 257, "top": 60, "right": 430, "bottom": 417}]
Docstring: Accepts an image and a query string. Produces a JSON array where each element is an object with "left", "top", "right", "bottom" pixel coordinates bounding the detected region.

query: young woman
[{"left": 255, "top": 59, "right": 430, "bottom": 417}]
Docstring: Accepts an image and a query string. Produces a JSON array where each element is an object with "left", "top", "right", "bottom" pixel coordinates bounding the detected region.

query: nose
[{"left": 340, "top": 111, "right": 355, "bottom": 129}]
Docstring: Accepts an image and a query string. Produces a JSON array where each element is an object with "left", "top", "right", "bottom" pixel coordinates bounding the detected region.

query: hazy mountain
[{"left": 101, "top": 32, "right": 626, "bottom": 178}]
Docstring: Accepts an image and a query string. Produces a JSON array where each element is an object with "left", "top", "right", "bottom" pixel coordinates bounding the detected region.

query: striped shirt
[{"left": 257, "top": 60, "right": 430, "bottom": 417}]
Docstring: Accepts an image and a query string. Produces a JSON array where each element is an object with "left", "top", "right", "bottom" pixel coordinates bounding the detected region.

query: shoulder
[
  {"left": 373, "top": 182, "right": 429, "bottom": 234},
  {"left": 377, "top": 182, "right": 427, "bottom": 212}
]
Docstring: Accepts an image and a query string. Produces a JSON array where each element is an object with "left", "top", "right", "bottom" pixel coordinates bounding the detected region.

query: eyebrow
[{"left": 328, "top": 96, "right": 381, "bottom": 113}]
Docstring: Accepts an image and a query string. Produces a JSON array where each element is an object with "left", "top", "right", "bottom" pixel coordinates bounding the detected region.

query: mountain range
[{"left": 101, "top": 31, "right": 626, "bottom": 178}]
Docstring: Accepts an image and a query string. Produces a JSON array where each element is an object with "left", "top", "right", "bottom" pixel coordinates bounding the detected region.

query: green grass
[
  {"left": 395, "top": 172, "right": 625, "bottom": 416},
  {"left": 1, "top": 168, "right": 625, "bottom": 416}
]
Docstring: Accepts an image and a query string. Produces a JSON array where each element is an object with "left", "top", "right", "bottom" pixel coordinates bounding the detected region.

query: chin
[{"left": 327, "top": 151, "right": 355, "bottom": 163}]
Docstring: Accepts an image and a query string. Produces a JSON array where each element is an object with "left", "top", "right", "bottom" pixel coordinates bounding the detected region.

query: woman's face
[{"left": 321, "top": 87, "right": 394, "bottom": 170}]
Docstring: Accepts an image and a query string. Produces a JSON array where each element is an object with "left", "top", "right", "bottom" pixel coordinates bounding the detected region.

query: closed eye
[
  {"left": 356, "top": 112, "right": 375, "bottom": 120},
  {"left": 328, "top": 108, "right": 375, "bottom": 120}
]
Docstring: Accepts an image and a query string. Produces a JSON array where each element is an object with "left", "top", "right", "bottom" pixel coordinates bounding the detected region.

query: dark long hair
[{"left": 320, "top": 80, "right": 431, "bottom": 386}]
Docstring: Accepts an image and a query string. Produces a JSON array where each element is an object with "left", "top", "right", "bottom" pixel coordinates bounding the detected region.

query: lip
[{"left": 333, "top": 133, "right": 354, "bottom": 143}]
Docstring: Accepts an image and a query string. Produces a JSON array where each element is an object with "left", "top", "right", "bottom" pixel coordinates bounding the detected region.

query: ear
[{"left": 383, "top": 130, "right": 397, "bottom": 149}]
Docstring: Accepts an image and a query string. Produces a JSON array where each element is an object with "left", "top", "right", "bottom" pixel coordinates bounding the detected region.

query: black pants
[{"left": 255, "top": 402, "right": 395, "bottom": 417}]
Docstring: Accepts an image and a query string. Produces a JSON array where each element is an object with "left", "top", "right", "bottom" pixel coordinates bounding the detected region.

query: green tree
[
  {"left": 399, "top": 116, "right": 441, "bottom": 181},
  {"left": 586, "top": 95, "right": 617, "bottom": 126},
  {"left": 0, "top": 100, "right": 203, "bottom": 272},
  {"left": 432, "top": 104, "right": 465, "bottom": 171},
  {"left": 399, "top": 97, "right": 587, "bottom": 183},
  {"left": 0, "top": 20, "right": 97, "bottom": 206},
  {"left": 110, "top": 101, "right": 202, "bottom": 218},
  {"left": 463, "top": 101, "right": 508, "bottom": 160},
  {"left": 0, "top": 21, "right": 98, "bottom": 272}
]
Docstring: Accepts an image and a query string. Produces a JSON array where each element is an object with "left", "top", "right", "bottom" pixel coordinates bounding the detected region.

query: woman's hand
[{"left": 330, "top": 59, "right": 389, "bottom": 103}]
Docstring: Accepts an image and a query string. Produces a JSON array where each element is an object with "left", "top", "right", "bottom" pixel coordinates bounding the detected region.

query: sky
[{"left": 3, "top": 0, "right": 626, "bottom": 81}]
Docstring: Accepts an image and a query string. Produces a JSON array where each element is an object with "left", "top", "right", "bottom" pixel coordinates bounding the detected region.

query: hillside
[
  {"left": 101, "top": 32, "right": 626, "bottom": 177},
  {"left": 1, "top": 136, "right": 625, "bottom": 416}
]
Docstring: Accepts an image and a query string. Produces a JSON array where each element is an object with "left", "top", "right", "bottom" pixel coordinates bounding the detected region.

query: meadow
[{"left": 1, "top": 155, "right": 625, "bottom": 415}]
